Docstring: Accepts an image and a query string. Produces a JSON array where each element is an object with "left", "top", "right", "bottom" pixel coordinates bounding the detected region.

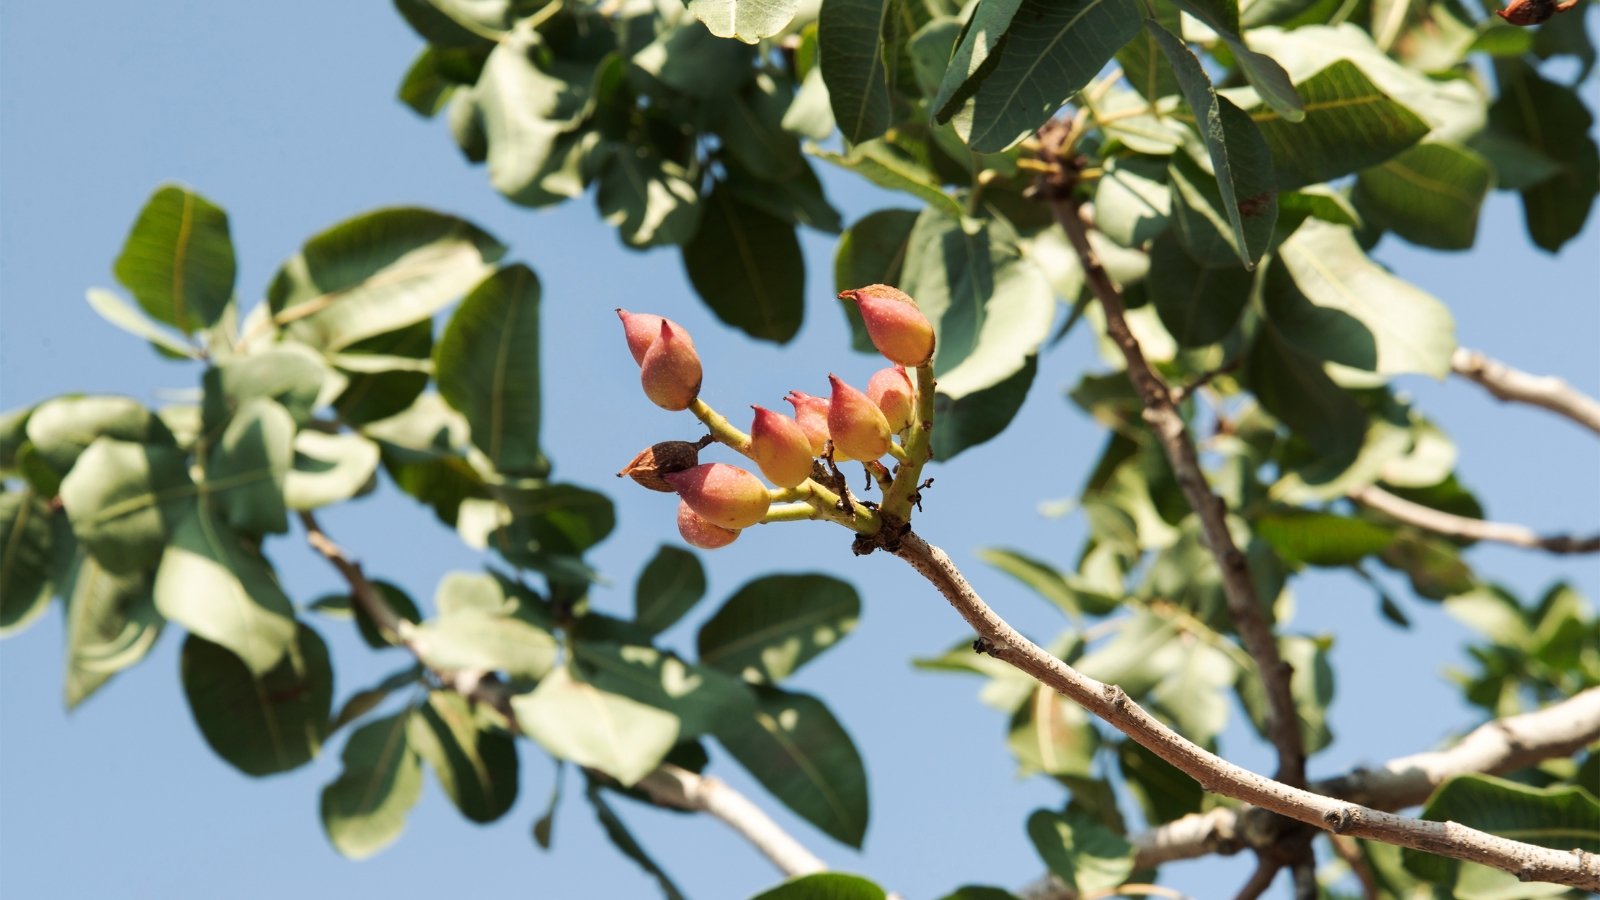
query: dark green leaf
[
  {"left": 1092, "top": 155, "right": 1170, "bottom": 246},
  {"left": 690, "top": 0, "right": 802, "bottom": 43},
  {"left": 435, "top": 264, "right": 547, "bottom": 477},
  {"left": 942, "top": 0, "right": 1142, "bottom": 152},
  {"left": 332, "top": 319, "right": 434, "bottom": 427},
  {"left": 682, "top": 182, "right": 804, "bottom": 343},
  {"left": 1491, "top": 61, "right": 1599, "bottom": 253},
  {"left": 532, "top": 763, "right": 563, "bottom": 849},
  {"left": 330, "top": 665, "right": 424, "bottom": 733},
  {"left": 723, "top": 158, "right": 843, "bottom": 234},
  {"left": 1254, "top": 60, "right": 1429, "bottom": 190},
  {"left": 1027, "top": 807, "right": 1136, "bottom": 895},
  {"left": 60, "top": 547, "right": 162, "bottom": 708},
  {"left": 310, "top": 580, "right": 422, "bottom": 650},
  {"left": 930, "top": 354, "right": 1037, "bottom": 460},
  {"left": 752, "top": 873, "right": 887, "bottom": 900},
  {"left": 1118, "top": 739, "right": 1203, "bottom": 824},
  {"left": 204, "top": 397, "right": 294, "bottom": 536},
  {"left": 1151, "top": 21, "right": 1277, "bottom": 267},
  {"left": 834, "top": 208, "right": 919, "bottom": 353},
  {"left": 585, "top": 781, "right": 686, "bottom": 900},
  {"left": 1147, "top": 232, "right": 1252, "bottom": 346},
  {"left": 719, "top": 687, "right": 870, "bottom": 847},
  {"left": 716, "top": 74, "right": 806, "bottom": 182},
  {"left": 1353, "top": 141, "right": 1491, "bottom": 250},
  {"left": 393, "top": 0, "right": 508, "bottom": 47},
  {"left": 697, "top": 573, "right": 860, "bottom": 684},
  {"left": 634, "top": 545, "right": 706, "bottom": 635},
  {"left": 320, "top": 710, "right": 423, "bottom": 859},
  {"left": 113, "top": 184, "right": 236, "bottom": 334},
  {"left": 1257, "top": 509, "right": 1395, "bottom": 566},
  {"left": 155, "top": 504, "right": 298, "bottom": 675},
  {"left": 489, "top": 482, "right": 615, "bottom": 578},
  {"left": 633, "top": 16, "right": 755, "bottom": 99},
  {"left": 1243, "top": 326, "right": 1365, "bottom": 467},
  {"left": 1381, "top": 533, "right": 1475, "bottom": 600},
  {"left": 813, "top": 141, "right": 965, "bottom": 218},
  {"left": 596, "top": 149, "right": 703, "bottom": 249},
  {"left": 409, "top": 691, "right": 519, "bottom": 823},
  {"left": 0, "top": 491, "right": 55, "bottom": 635},
  {"left": 819, "top": 0, "right": 892, "bottom": 144},
  {"left": 59, "top": 439, "right": 192, "bottom": 574},
  {"left": 267, "top": 207, "right": 504, "bottom": 352},
  {"left": 182, "top": 624, "right": 332, "bottom": 776},
  {"left": 1169, "top": 0, "right": 1303, "bottom": 122},
  {"left": 576, "top": 641, "right": 756, "bottom": 738},
  {"left": 938, "top": 889, "right": 1022, "bottom": 900}
]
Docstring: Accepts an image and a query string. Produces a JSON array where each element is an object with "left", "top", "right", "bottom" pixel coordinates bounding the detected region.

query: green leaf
[
  {"left": 719, "top": 686, "right": 870, "bottom": 847},
  {"left": 1169, "top": 0, "right": 1303, "bottom": 122},
  {"left": 1403, "top": 775, "right": 1599, "bottom": 898},
  {"left": 0, "top": 491, "right": 55, "bottom": 635},
  {"left": 284, "top": 431, "right": 380, "bottom": 510},
  {"left": 1151, "top": 640, "right": 1236, "bottom": 745},
  {"left": 1075, "top": 610, "right": 1184, "bottom": 698},
  {"left": 201, "top": 343, "right": 334, "bottom": 433},
  {"left": 1092, "top": 155, "right": 1171, "bottom": 247},
  {"left": 633, "top": 16, "right": 756, "bottom": 99},
  {"left": 311, "top": 579, "right": 422, "bottom": 650},
  {"left": 1353, "top": 141, "right": 1492, "bottom": 251},
  {"left": 1008, "top": 683, "right": 1099, "bottom": 778},
  {"left": 690, "top": 0, "right": 802, "bottom": 43},
  {"left": 697, "top": 573, "right": 860, "bottom": 684},
  {"left": 634, "top": 545, "right": 706, "bottom": 635},
  {"left": 409, "top": 691, "right": 519, "bottom": 823},
  {"left": 1383, "top": 533, "right": 1475, "bottom": 600},
  {"left": 532, "top": 763, "right": 563, "bottom": 848},
  {"left": 320, "top": 710, "right": 423, "bottom": 859},
  {"left": 1027, "top": 807, "right": 1136, "bottom": 895},
  {"left": 596, "top": 150, "right": 703, "bottom": 249},
  {"left": 1491, "top": 61, "right": 1599, "bottom": 253},
  {"left": 330, "top": 665, "right": 424, "bottom": 733},
  {"left": 575, "top": 641, "right": 756, "bottom": 738},
  {"left": 813, "top": 141, "right": 965, "bottom": 219},
  {"left": 1118, "top": 739, "right": 1203, "bottom": 824},
  {"left": 267, "top": 207, "right": 504, "bottom": 352},
  {"left": 835, "top": 208, "right": 918, "bottom": 353},
  {"left": 1238, "top": 635, "right": 1334, "bottom": 754},
  {"left": 978, "top": 547, "right": 1119, "bottom": 618},
  {"left": 1253, "top": 60, "right": 1429, "bottom": 190},
  {"left": 474, "top": 34, "right": 596, "bottom": 205},
  {"left": 393, "top": 0, "right": 508, "bottom": 46},
  {"left": 941, "top": 0, "right": 1142, "bottom": 152},
  {"left": 1147, "top": 231, "right": 1252, "bottom": 346},
  {"left": 938, "top": 889, "right": 1023, "bottom": 900},
  {"left": 682, "top": 182, "right": 804, "bottom": 343},
  {"left": 1266, "top": 220, "right": 1456, "bottom": 377},
  {"left": 1150, "top": 22, "right": 1277, "bottom": 267},
  {"left": 435, "top": 264, "right": 547, "bottom": 477},
  {"left": 1277, "top": 185, "right": 1362, "bottom": 228},
  {"left": 752, "top": 873, "right": 887, "bottom": 900},
  {"left": 113, "top": 184, "right": 236, "bottom": 334},
  {"left": 24, "top": 395, "right": 174, "bottom": 477},
  {"left": 931, "top": 0, "right": 1024, "bottom": 121},
  {"left": 724, "top": 158, "right": 843, "bottom": 234},
  {"left": 155, "top": 504, "right": 298, "bottom": 675},
  {"left": 85, "top": 288, "right": 202, "bottom": 359},
  {"left": 512, "top": 664, "right": 681, "bottom": 786},
  {"left": 819, "top": 0, "right": 892, "bottom": 144},
  {"left": 182, "top": 624, "right": 332, "bottom": 776},
  {"left": 585, "top": 781, "right": 686, "bottom": 900},
  {"left": 59, "top": 438, "right": 192, "bottom": 574},
  {"left": 59, "top": 548, "right": 162, "bottom": 708},
  {"left": 489, "top": 482, "right": 615, "bottom": 578},
  {"left": 930, "top": 355, "right": 1037, "bottom": 460},
  {"left": 1257, "top": 509, "right": 1395, "bottom": 566},
  {"left": 205, "top": 397, "right": 294, "bottom": 536},
  {"left": 332, "top": 319, "right": 435, "bottom": 427},
  {"left": 1243, "top": 327, "right": 1365, "bottom": 467},
  {"left": 410, "top": 610, "right": 558, "bottom": 678}
]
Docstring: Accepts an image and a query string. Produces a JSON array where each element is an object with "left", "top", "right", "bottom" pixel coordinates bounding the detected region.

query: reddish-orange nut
[
  {"left": 866, "top": 365, "right": 914, "bottom": 433},
  {"left": 677, "top": 501, "right": 739, "bottom": 549},
  {"left": 639, "top": 320, "right": 702, "bottom": 411},
  {"left": 840, "top": 284, "right": 935, "bottom": 367},
  {"left": 827, "top": 374, "right": 891, "bottom": 462},
  {"left": 784, "top": 390, "right": 834, "bottom": 458},
  {"left": 749, "top": 406, "right": 815, "bottom": 489},
  {"left": 664, "top": 462, "right": 771, "bottom": 530},
  {"left": 617, "top": 309, "right": 694, "bottom": 366}
]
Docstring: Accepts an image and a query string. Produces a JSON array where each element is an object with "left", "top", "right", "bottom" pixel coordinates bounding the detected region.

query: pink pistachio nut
[
  {"left": 749, "top": 406, "right": 815, "bottom": 489},
  {"left": 840, "top": 284, "right": 935, "bottom": 368},
  {"left": 639, "top": 320, "right": 703, "bottom": 411},
  {"left": 664, "top": 462, "right": 771, "bottom": 530},
  {"left": 677, "top": 501, "right": 739, "bottom": 549},
  {"left": 827, "top": 374, "right": 892, "bottom": 462},
  {"left": 866, "top": 364, "right": 914, "bottom": 433},
  {"left": 616, "top": 309, "right": 695, "bottom": 366},
  {"left": 784, "top": 390, "right": 835, "bottom": 458}
]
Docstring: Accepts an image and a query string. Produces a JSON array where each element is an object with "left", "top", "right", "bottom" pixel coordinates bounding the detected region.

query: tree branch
[
  {"left": 1034, "top": 127, "right": 1305, "bottom": 789},
  {"left": 1349, "top": 484, "right": 1600, "bottom": 554},
  {"left": 885, "top": 531, "right": 1600, "bottom": 892},
  {"left": 1451, "top": 347, "right": 1600, "bottom": 436},
  {"left": 297, "top": 511, "right": 829, "bottom": 881}
]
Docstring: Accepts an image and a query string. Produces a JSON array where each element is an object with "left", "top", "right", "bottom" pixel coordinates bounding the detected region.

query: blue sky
[{"left": 1, "top": 3, "right": 1596, "bottom": 898}]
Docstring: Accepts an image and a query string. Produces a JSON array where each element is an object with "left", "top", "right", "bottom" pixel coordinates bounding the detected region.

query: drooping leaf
[
  {"left": 267, "top": 207, "right": 504, "bottom": 352},
  {"left": 941, "top": 0, "right": 1143, "bottom": 152},
  {"left": 634, "top": 15, "right": 756, "bottom": 99},
  {"left": 697, "top": 574, "right": 860, "bottom": 684},
  {"left": 634, "top": 545, "right": 707, "bottom": 635},
  {"left": 59, "top": 438, "right": 192, "bottom": 574},
  {"left": 930, "top": 355, "right": 1038, "bottom": 460},
  {"left": 1266, "top": 220, "right": 1456, "bottom": 377},
  {"left": 435, "top": 264, "right": 547, "bottom": 477},
  {"left": 113, "top": 184, "right": 236, "bottom": 334},
  {"left": 752, "top": 873, "right": 887, "bottom": 900},
  {"left": 1243, "top": 326, "right": 1366, "bottom": 467},
  {"left": 511, "top": 664, "right": 681, "bottom": 786},
  {"left": 154, "top": 504, "right": 298, "bottom": 675},
  {"left": 719, "top": 686, "right": 870, "bottom": 847},
  {"left": 1118, "top": 739, "right": 1204, "bottom": 825},
  {"left": 1253, "top": 60, "right": 1430, "bottom": 189},
  {"left": 59, "top": 548, "right": 162, "bottom": 708},
  {"left": 0, "top": 491, "right": 55, "bottom": 635},
  {"left": 320, "top": 710, "right": 423, "bottom": 859},
  {"left": 1257, "top": 509, "right": 1395, "bottom": 566},
  {"left": 819, "top": 0, "right": 892, "bottom": 144},
  {"left": 181, "top": 624, "right": 333, "bottom": 776},
  {"left": 1490, "top": 60, "right": 1599, "bottom": 253},
  {"left": 85, "top": 288, "right": 202, "bottom": 359},
  {"left": 1149, "top": 21, "right": 1277, "bottom": 267},
  {"left": 1353, "top": 141, "right": 1492, "bottom": 250},
  {"left": 1027, "top": 807, "right": 1136, "bottom": 896},
  {"left": 1147, "top": 232, "right": 1252, "bottom": 347},
  {"left": 690, "top": 0, "right": 802, "bottom": 43},
  {"left": 205, "top": 397, "right": 294, "bottom": 536},
  {"left": 584, "top": 781, "right": 687, "bottom": 900},
  {"left": 682, "top": 182, "right": 804, "bottom": 343},
  {"left": 409, "top": 691, "right": 519, "bottom": 823}
]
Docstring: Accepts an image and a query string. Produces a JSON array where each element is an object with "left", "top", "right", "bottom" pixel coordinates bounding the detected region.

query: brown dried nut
[{"left": 617, "top": 440, "right": 702, "bottom": 492}]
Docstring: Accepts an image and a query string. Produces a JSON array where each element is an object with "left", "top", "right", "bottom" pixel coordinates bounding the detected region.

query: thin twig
[
  {"left": 297, "top": 511, "right": 831, "bottom": 880},
  {"left": 884, "top": 531, "right": 1600, "bottom": 892},
  {"left": 1350, "top": 484, "right": 1600, "bottom": 554},
  {"left": 1034, "top": 123, "right": 1306, "bottom": 790},
  {"left": 1451, "top": 347, "right": 1600, "bottom": 436}
]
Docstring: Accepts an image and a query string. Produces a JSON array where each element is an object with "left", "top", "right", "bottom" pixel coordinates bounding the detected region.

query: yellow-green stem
[
  {"left": 761, "top": 502, "right": 820, "bottom": 524},
  {"left": 690, "top": 397, "right": 752, "bottom": 455},
  {"left": 772, "top": 481, "right": 880, "bottom": 534},
  {"left": 886, "top": 441, "right": 910, "bottom": 463},
  {"left": 882, "top": 363, "right": 936, "bottom": 519}
]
